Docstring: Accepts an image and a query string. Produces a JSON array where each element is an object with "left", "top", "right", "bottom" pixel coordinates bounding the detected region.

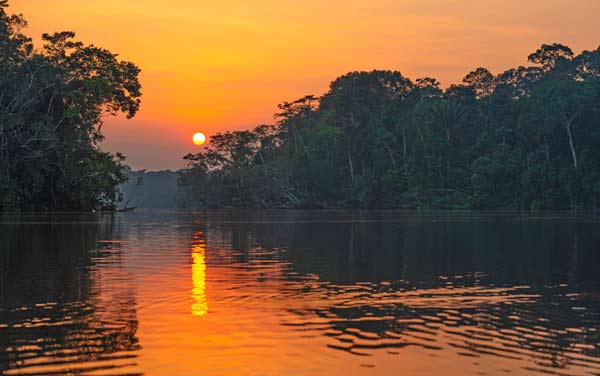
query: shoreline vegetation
[
  {"left": 178, "top": 46, "right": 600, "bottom": 210},
  {"left": 2, "top": 2, "right": 600, "bottom": 212},
  {"left": 0, "top": 1, "right": 141, "bottom": 212}
]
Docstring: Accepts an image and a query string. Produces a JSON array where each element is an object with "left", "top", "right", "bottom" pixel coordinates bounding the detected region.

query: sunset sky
[{"left": 8, "top": 0, "right": 600, "bottom": 170}]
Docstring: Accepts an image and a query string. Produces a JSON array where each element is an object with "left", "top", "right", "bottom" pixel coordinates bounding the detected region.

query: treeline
[
  {"left": 180, "top": 44, "right": 600, "bottom": 209},
  {"left": 0, "top": 1, "right": 141, "bottom": 211}
]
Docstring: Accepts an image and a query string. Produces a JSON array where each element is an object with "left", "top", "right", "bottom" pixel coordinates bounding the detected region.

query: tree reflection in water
[
  {"left": 197, "top": 211, "right": 600, "bottom": 374},
  {"left": 0, "top": 213, "right": 141, "bottom": 375},
  {"left": 1, "top": 210, "right": 599, "bottom": 375}
]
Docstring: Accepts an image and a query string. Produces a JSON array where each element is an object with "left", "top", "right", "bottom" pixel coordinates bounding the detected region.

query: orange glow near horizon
[{"left": 7, "top": 0, "right": 600, "bottom": 170}]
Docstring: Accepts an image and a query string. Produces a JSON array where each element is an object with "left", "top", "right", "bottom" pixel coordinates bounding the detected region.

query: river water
[{"left": 1, "top": 210, "right": 600, "bottom": 375}]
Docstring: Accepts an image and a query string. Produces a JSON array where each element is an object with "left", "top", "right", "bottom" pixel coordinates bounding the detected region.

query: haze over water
[{"left": 1, "top": 210, "right": 600, "bottom": 375}]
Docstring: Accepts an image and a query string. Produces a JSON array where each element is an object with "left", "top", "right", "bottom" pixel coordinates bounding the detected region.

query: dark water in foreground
[{"left": 1, "top": 210, "right": 600, "bottom": 375}]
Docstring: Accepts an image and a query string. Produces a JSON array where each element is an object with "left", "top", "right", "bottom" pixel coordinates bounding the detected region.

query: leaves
[
  {"left": 0, "top": 4, "right": 142, "bottom": 211},
  {"left": 180, "top": 44, "right": 600, "bottom": 210}
]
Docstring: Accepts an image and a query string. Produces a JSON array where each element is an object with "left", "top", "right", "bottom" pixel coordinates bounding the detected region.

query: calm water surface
[{"left": 1, "top": 210, "right": 600, "bottom": 375}]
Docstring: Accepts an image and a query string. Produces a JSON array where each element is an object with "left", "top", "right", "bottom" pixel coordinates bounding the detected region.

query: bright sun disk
[{"left": 192, "top": 132, "right": 206, "bottom": 146}]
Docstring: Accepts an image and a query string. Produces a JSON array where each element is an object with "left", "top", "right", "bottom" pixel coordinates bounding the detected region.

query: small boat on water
[
  {"left": 94, "top": 206, "right": 137, "bottom": 213},
  {"left": 93, "top": 176, "right": 142, "bottom": 213},
  {"left": 116, "top": 207, "right": 137, "bottom": 212},
  {"left": 117, "top": 176, "right": 144, "bottom": 213}
]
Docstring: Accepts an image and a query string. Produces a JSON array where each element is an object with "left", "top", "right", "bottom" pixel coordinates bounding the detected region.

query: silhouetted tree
[
  {"left": 0, "top": 2, "right": 142, "bottom": 211},
  {"left": 179, "top": 43, "right": 600, "bottom": 209}
]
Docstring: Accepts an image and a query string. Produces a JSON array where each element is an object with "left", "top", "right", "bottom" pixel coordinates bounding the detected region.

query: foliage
[
  {"left": 180, "top": 44, "right": 600, "bottom": 209},
  {"left": 0, "top": 2, "right": 141, "bottom": 211}
]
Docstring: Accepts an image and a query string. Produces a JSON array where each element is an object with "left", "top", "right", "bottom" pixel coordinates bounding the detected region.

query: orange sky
[{"left": 8, "top": 0, "right": 600, "bottom": 170}]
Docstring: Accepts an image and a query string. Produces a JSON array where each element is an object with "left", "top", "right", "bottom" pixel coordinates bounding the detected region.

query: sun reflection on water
[{"left": 191, "top": 235, "right": 208, "bottom": 316}]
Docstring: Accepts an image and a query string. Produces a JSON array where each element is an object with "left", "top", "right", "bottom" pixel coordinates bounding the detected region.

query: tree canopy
[
  {"left": 0, "top": 2, "right": 142, "bottom": 211},
  {"left": 180, "top": 44, "right": 600, "bottom": 210}
]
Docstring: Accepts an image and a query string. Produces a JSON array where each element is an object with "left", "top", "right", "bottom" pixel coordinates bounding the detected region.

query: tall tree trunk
[
  {"left": 385, "top": 143, "right": 396, "bottom": 166},
  {"left": 565, "top": 122, "right": 578, "bottom": 171},
  {"left": 563, "top": 111, "right": 581, "bottom": 172},
  {"left": 416, "top": 124, "right": 426, "bottom": 147},
  {"left": 296, "top": 128, "right": 311, "bottom": 158}
]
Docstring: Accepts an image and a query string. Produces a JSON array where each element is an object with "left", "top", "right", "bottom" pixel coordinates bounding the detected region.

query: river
[{"left": 1, "top": 210, "right": 599, "bottom": 375}]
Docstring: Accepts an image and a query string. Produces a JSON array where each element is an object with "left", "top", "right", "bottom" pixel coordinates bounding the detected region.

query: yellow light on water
[{"left": 191, "top": 241, "right": 208, "bottom": 316}]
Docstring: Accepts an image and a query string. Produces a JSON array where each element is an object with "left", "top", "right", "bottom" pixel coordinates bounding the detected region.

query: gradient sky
[{"left": 8, "top": 0, "right": 600, "bottom": 170}]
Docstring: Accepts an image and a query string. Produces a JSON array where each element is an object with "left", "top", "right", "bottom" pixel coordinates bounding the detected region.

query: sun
[{"left": 192, "top": 132, "right": 206, "bottom": 146}]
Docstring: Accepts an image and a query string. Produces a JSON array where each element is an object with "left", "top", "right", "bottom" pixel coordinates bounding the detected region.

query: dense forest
[
  {"left": 2, "top": 2, "right": 600, "bottom": 212},
  {"left": 0, "top": 1, "right": 141, "bottom": 211},
  {"left": 179, "top": 44, "right": 600, "bottom": 209}
]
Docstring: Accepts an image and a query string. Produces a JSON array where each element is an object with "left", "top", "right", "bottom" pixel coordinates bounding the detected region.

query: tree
[
  {"left": 463, "top": 67, "right": 496, "bottom": 98},
  {"left": 179, "top": 43, "right": 600, "bottom": 210},
  {"left": 526, "top": 80, "right": 596, "bottom": 171},
  {"left": 528, "top": 43, "right": 574, "bottom": 71},
  {"left": 0, "top": 2, "right": 142, "bottom": 211}
]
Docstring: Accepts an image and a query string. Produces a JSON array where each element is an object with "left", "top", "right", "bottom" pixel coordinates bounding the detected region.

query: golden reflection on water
[
  {"left": 3, "top": 212, "right": 600, "bottom": 375},
  {"left": 190, "top": 234, "right": 208, "bottom": 316}
]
